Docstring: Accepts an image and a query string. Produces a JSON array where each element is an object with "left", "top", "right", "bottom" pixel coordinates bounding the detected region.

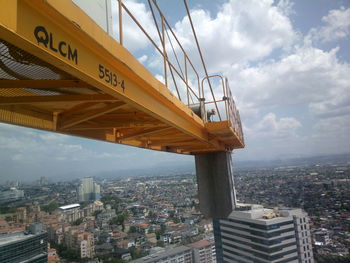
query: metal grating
[
  {"left": 0, "top": 40, "right": 102, "bottom": 96},
  {"left": 0, "top": 39, "right": 74, "bottom": 81}
]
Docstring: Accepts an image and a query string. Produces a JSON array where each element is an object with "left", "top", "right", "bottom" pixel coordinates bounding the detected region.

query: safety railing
[
  {"left": 201, "top": 75, "right": 244, "bottom": 144},
  {"left": 115, "top": 0, "right": 244, "bottom": 142},
  {"left": 117, "top": 0, "right": 201, "bottom": 106}
]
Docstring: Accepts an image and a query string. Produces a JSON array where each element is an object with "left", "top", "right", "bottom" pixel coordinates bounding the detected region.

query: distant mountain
[
  {"left": 234, "top": 153, "right": 350, "bottom": 169},
  {"left": 59, "top": 153, "right": 350, "bottom": 181},
  {"left": 94, "top": 160, "right": 195, "bottom": 179}
]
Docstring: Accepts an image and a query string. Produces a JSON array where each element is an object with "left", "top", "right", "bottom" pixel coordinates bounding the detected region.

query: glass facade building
[
  {"left": 213, "top": 205, "right": 314, "bottom": 263},
  {"left": 0, "top": 226, "right": 48, "bottom": 263}
]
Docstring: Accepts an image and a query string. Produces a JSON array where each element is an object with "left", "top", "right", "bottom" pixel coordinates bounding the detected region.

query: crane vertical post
[
  {"left": 195, "top": 152, "right": 237, "bottom": 218},
  {"left": 118, "top": 0, "right": 123, "bottom": 45},
  {"left": 161, "top": 15, "right": 168, "bottom": 87}
]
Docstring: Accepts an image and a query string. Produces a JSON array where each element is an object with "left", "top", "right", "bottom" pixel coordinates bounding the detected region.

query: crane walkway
[{"left": 0, "top": 0, "right": 244, "bottom": 155}]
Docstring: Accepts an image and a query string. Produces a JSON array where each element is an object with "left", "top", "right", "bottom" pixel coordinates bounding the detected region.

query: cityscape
[
  {"left": 0, "top": 155, "right": 349, "bottom": 262},
  {"left": 1, "top": 0, "right": 350, "bottom": 263}
]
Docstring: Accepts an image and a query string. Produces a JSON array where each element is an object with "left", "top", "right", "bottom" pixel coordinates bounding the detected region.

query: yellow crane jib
[{"left": 0, "top": 0, "right": 245, "bottom": 217}]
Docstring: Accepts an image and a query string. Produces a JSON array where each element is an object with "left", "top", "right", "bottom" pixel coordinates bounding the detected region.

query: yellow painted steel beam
[
  {"left": 99, "top": 113, "right": 151, "bottom": 119},
  {"left": 59, "top": 102, "right": 126, "bottom": 130},
  {"left": 0, "top": 104, "right": 52, "bottom": 122},
  {"left": 0, "top": 94, "right": 118, "bottom": 105},
  {"left": 148, "top": 140, "right": 204, "bottom": 147},
  {"left": 0, "top": 80, "right": 88, "bottom": 89},
  {"left": 0, "top": 0, "right": 212, "bottom": 141},
  {"left": 64, "top": 122, "right": 167, "bottom": 130},
  {"left": 0, "top": 0, "right": 244, "bottom": 153},
  {"left": 59, "top": 102, "right": 99, "bottom": 117},
  {"left": 118, "top": 127, "right": 174, "bottom": 141}
]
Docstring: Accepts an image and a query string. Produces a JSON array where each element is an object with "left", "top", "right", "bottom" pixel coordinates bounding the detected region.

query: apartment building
[
  {"left": 65, "top": 227, "right": 94, "bottom": 258},
  {"left": 131, "top": 246, "right": 193, "bottom": 263},
  {"left": 213, "top": 204, "right": 314, "bottom": 263},
  {"left": 187, "top": 239, "right": 216, "bottom": 263}
]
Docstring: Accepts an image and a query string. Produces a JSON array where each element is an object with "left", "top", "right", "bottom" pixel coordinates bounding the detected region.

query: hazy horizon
[{"left": 1, "top": 0, "right": 350, "bottom": 183}]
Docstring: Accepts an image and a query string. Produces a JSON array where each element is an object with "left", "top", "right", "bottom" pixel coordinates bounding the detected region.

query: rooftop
[
  {"left": 59, "top": 203, "right": 80, "bottom": 210},
  {"left": 230, "top": 204, "right": 305, "bottom": 223},
  {"left": 187, "top": 239, "right": 212, "bottom": 249},
  {"left": 130, "top": 246, "right": 191, "bottom": 263},
  {"left": 0, "top": 232, "right": 37, "bottom": 246}
]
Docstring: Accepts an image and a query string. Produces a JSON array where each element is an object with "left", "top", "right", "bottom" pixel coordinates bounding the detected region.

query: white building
[
  {"left": 187, "top": 239, "right": 216, "bottom": 263},
  {"left": 0, "top": 188, "right": 24, "bottom": 204},
  {"left": 78, "top": 177, "right": 101, "bottom": 202},
  {"left": 130, "top": 246, "right": 193, "bottom": 263},
  {"left": 313, "top": 229, "right": 330, "bottom": 246},
  {"left": 213, "top": 204, "right": 314, "bottom": 263},
  {"left": 59, "top": 203, "right": 81, "bottom": 223}
]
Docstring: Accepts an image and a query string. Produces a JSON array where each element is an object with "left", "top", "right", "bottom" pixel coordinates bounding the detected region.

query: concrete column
[{"left": 195, "top": 151, "right": 236, "bottom": 218}]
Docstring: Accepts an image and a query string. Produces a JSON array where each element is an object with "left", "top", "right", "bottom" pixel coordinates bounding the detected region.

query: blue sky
[{"left": 1, "top": 0, "right": 350, "bottom": 183}]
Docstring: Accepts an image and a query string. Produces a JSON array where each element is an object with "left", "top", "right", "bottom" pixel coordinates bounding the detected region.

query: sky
[{"left": 1, "top": 0, "right": 350, "bottom": 183}]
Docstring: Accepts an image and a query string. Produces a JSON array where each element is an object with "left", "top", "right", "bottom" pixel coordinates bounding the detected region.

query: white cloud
[
  {"left": 138, "top": 54, "right": 148, "bottom": 64},
  {"left": 154, "top": 74, "right": 164, "bottom": 83},
  {"left": 112, "top": 0, "right": 158, "bottom": 52},
  {"left": 173, "top": 0, "right": 297, "bottom": 71},
  {"left": 39, "top": 133, "right": 68, "bottom": 143},
  {"left": 2, "top": 0, "right": 350, "bottom": 167},
  {"left": 0, "top": 124, "right": 121, "bottom": 164},
  {"left": 248, "top": 113, "right": 301, "bottom": 138},
  {"left": 308, "top": 7, "right": 350, "bottom": 43},
  {"left": 228, "top": 45, "right": 350, "bottom": 117},
  {"left": 276, "top": 0, "right": 295, "bottom": 16}
]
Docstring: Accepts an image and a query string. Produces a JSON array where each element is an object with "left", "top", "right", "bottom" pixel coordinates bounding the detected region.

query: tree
[
  {"left": 42, "top": 202, "right": 59, "bottom": 213},
  {"left": 110, "top": 214, "right": 125, "bottom": 226},
  {"left": 314, "top": 254, "right": 350, "bottom": 263},
  {"left": 160, "top": 224, "right": 166, "bottom": 234},
  {"left": 156, "top": 240, "right": 165, "bottom": 247},
  {"left": 0, "top": 206, "right": 16, "bottom": 214},
  {"left": 129, "top": 247, "right": 148, "bottom": 260},
  {"left": 155, "top": 225, "right": 166, "bottom": 239},
  {"left": 168, "top": 211, "right": 175, "bottom": 218},
  {"left": 93, "top": 210, "right": 102, "bottom": 218},
  {"left": 97, "top": 255, "right": 125, "bottom": 263},
  {"left": 117, "top": 214, "right": 125, "bottom": 225},
  {"left": 56, "top": 245, "right": 80, "bottom": 262},
  {"left": 72, "top": 218, "right": 83, "bottom": 226},
  {"left": 128, "top": 226, "right": 137, "bottom": 233},
  {"left": 148, "top": 211, "right": 155, "bottom": 219}
]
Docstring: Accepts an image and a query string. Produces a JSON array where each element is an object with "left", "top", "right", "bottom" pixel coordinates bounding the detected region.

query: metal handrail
[
  {"left": 201, "top": 75, "right": 244, "bottom": 143},
  {"left": 117, "top": 0, "right": 200, "bottom": 106},
  {"left": 183, "top": 0, "right": 221, "bottom": 121},
  {"left": 116, "top": 0, "right": 244, "bottom": 143}
]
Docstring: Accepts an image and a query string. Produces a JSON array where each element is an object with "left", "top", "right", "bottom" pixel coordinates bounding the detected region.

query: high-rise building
[
  {"left": 0, "top": 187, "right": 24, "bottom": 204},
  {"left": 0, "top": 223, "right": 48, "bottom": 263},
  {"left": 213, "top": 204, "right": 314, "bottom": 263},
  {"left": 78, "top": 177, "right": 101, "bottom": 202}
]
